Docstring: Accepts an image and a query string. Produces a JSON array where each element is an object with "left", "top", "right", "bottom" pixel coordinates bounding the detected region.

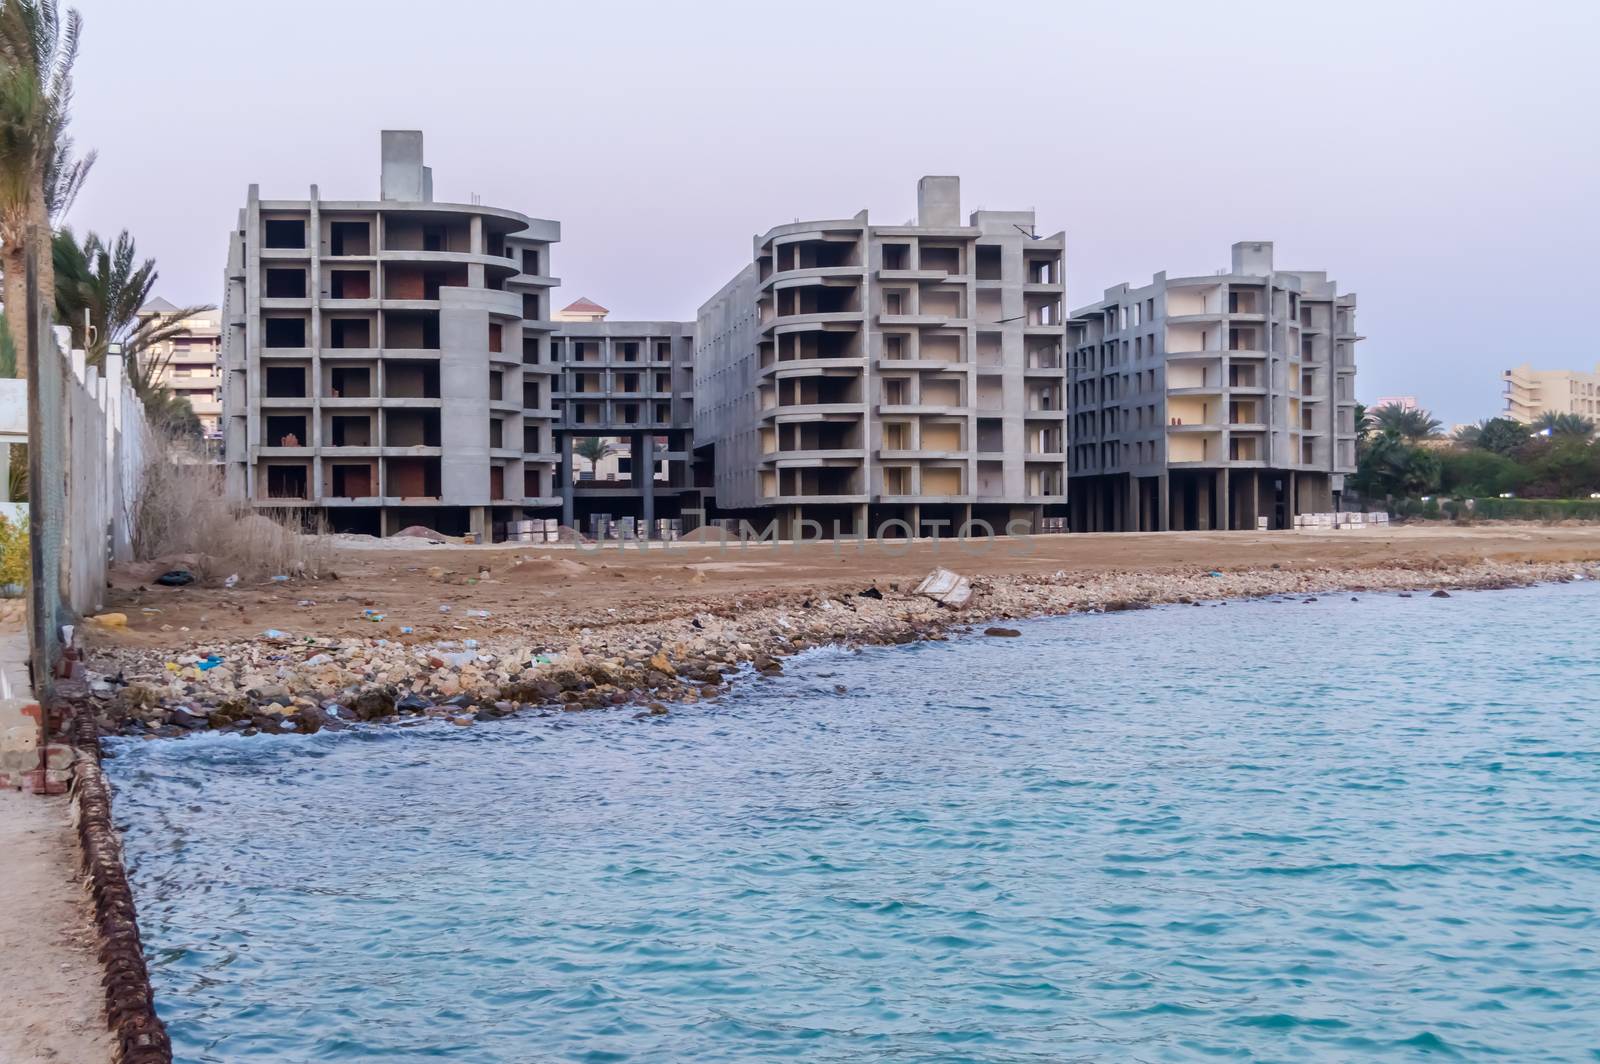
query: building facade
[
  {"left": 1501, "top": 363, "right": 1600, "bottom": 424},
  {"left": 694, "top": 176, "right": 1068, "bottom": 536},
  {"left": 551, "top": 316, "right": 697, "bottom": 533},
  {"left": 221, "top": 131, "right": 562, "bottom": 537},
  {"left": 1067, "top": 241, "right": 1359, "bottom": 532},
  {"left": 139, "top": 301, "right": 223, "bottom": 437}
]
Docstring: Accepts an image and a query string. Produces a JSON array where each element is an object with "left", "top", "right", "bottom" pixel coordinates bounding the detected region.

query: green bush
[
  {"left": 0, "top": 513, "right": 27, "bottom": 589},
  {"left": 1439, "top": 449, "right": 1526, "bottom": 498},
  {"left": 1458, "top": 497, "right": 1600, "bottom": 522}
]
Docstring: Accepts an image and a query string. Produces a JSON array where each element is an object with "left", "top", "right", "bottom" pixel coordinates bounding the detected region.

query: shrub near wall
[
  {"left": 0, "top": 513, "right": 27, "bottom": 591},
  {"left": 1394, "top": 497, "right": 1600, "bottom": 522},
  {"left": 1467, "top": 497, "right": 1600, "bottom": 521}
]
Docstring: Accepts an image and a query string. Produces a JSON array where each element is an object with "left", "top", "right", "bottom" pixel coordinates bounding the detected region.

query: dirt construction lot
[{"left": 94, "top": 524, "right": 1600, "bottom": 654}]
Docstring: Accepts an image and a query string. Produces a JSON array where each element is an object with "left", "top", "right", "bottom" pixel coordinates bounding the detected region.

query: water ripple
[{"left": 108, "top": 584, "right": 1600, "bottom": 1062}]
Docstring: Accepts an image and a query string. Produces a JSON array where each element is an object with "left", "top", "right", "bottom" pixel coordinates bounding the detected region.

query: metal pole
[{"left": 24, "top": 231, "right": 51, "bottom": 757}]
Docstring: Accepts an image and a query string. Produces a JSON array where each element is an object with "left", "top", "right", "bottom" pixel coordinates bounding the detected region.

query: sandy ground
[
  {"left": 0, "top": 790, "right": 111, "bottom": 1064},
  {"left": 92, "top": 524, "right": 1600, "bottom": 654}
]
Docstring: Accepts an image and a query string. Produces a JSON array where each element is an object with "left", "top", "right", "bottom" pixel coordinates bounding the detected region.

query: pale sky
[{"left": 65, "top": 0, "right": 1599, "bottom": 424}]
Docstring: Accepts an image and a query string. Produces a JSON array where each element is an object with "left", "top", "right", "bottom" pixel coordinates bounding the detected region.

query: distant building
[
  {"left": 138, "top": 300, "right": 223, "bottom": 436},
  {"left": 553, "top": 297, "right": 609, "bottom": 323},
  {"left": 1067, "top": 241, "right": 1360, "bottom": 532},
  {"left": 1502, "top": 363, "right": 1600, "bottom": 424},
  {"left": 1370, "top": 395, "right": 1418, "bottom": 412}
]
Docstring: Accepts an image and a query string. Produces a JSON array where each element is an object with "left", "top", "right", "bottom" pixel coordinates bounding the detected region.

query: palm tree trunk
[{"left": 29, "top": 180, "right": 52, "bottom": 340}]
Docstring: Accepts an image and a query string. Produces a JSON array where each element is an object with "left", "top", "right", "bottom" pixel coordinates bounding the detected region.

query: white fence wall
[{"left": 0, "top": 331, "right": 150, "bottom": 616}]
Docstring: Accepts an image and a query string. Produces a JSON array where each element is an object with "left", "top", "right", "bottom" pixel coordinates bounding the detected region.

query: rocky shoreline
[{"left": 85, "top": 558, "right": 1598, "bottom": 740}]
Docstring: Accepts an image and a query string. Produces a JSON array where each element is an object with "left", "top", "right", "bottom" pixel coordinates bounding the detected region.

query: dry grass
[{"left": 131, "top": 431, "right": 329, "bottom": 580}]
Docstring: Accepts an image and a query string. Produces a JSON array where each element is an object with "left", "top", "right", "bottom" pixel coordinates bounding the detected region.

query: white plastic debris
[{"left": 913, "top": 568, "right": 972, "bottom": 608}]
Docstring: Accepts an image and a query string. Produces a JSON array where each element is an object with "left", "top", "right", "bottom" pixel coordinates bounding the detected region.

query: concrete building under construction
[
  {"left": 1066, "top": 241, "right": 1360, "bottom": 531},
  {"left": 693, "top": 176, "right": 1068, "bottom": 536}
]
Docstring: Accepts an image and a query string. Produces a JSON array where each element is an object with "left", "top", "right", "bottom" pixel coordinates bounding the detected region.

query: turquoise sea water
[{"left": 110, "top": 583, "right": 1600, "bottom": 1062}]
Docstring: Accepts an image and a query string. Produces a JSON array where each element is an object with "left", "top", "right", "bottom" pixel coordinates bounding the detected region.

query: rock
[
  {"left": 648, "top": 650, "right": 675, "bottom": 676},
  {"left": 395, "top": 693, "right": 433, "bottom": 714},
  {"left": 350, "top": 688, "right": 397, "bottom": 721},
  {"left": 984, "top": 626, "right": 1022, "bottom": 637},
  {"left": 1430, "top": 589, "right": 1451, "bottom": 598},
  {"left": 168, "top": 708, "right": 207, "bottom": 729},
  {"left": 295, "top": 705, "right": 328, "bottom": 734},
  {"left": 89, "top": 612, "right": 128, "bottom": 627},
  {"left": 858, "top": 586, "right": 884, "bottom": 600}
]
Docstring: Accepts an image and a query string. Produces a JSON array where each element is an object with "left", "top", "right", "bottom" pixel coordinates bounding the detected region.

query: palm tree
[
  {"left": 1532, "top": 411, "right": 1595, "bottom": 438},
  {"left": 53, "top": 229, "right": 211, "bottom": 412},
  {"left": 573, "top": 436, "right": 614, "bottom": 477},
  {"left": 1370, "top": 402, "right": 1442, "bottom": 442},
  {"left": 0, "top": 0, "right": 94, "bottom": 376},
  {"left": 1454, "top": 416, "right": 1531, "bottom": 456},
  {"left": 1353, "top": 402, "right": 1373, "bottom": 446}
]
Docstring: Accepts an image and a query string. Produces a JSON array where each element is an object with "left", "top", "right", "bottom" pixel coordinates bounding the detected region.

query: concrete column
[
  {"left": 1218, "top": 468, "right": 1230, "bottom": 531},
  {"left": 1248, "top": 472, "right": 1260, "bottom": 531},
  {"left": 1288, "top": 471, "right": 1298, "bottom": 524},
  {"left": 470, "top": 506, "right": 488, "bottom": 539},
  {"left": 1196, "top": 476, "right": 1212, "bottom": 531},
  {"left": 559, "top": 433, "right": 574, "bottom": 528},
  {"left": 640, "top": 432, "right": 656, "bottom": 539},
  {"left": 1127, "top": 473, "right": 1140, "bottom": 533},
  {"left": 908, "top": 502, "right": 921, "bottom": 539},
  {"left": 854, "top": 502, "right": 869, "bottom": 537},
  {"left": 1157, "top": 472, "right": 1171, "bottom": 532}
]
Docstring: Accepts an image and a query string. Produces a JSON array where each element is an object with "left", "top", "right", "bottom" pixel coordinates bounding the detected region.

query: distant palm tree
[
  {"left": 54, "top": 228, "right": 211, "bottom": 377},
  {"left": 573, "top": 436, "right": 614, "bottom": 475},
  {"left": 0, "top": 0, "right": 94, "bottom": 375},
  {"left": 1353, "top": 402, "right": 1373, "bottom": 444},
  {"left": 1371, "top": 402, "right": 1442, "bottom": 442},
  {"left": 1532, "top": 411, "right": 1596, "bottom": 438}
]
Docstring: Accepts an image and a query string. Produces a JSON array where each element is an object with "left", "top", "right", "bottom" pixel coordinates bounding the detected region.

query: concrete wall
[{"left": 1, "top": 331, "right": 149, "bottom": 790}]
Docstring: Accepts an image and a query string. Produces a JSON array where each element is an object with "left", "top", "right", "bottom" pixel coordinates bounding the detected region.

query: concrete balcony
[
  {"left": 879, "top": 402, "right": 970, "bottom": 417},
  {"left": 763, "top": 266, "right": 865, "bottom": 290},
  {"left": 879, "top": 313, "right": 973, "bottom": 329},
  {"left": 760, "top": 357, "right": 867, "bottom": 378},
  {"left": 761, "top": 404, "right": 864, "bottom": 420},
  {"left": 761, "top": 449, "right": 867, "bottom": 466},
  {"left": 877, "top": 448, "right": 971, "bottom": 462},
  {"left": 762, "top": 311, "right": 864, "bottom": 334}
]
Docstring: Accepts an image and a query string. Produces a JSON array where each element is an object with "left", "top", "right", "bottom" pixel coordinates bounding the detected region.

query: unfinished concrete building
[
  {"left": 694, "top": 177, "right": 1068, "bottom": 536},
  {"left": 1067, "top": 241, "right": 1359, "bottom": 531},
  {"left": 551, "top": 311, "right": 697, "bottom": 534},
  {"left": 221, "top": 131, "right": 562, "bottom": 537}
]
